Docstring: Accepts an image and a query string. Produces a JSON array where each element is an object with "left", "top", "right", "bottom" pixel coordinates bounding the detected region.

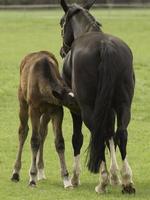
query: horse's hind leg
[
  {"left": 109, "top": 138, "right": 121, "bottom": 186},
  {"left": 107, "top": 109, "right": 121, "bottom": 186},
  {"left": 29, "top": 106, "right": 41, "bottom": 186},
  {"left": 70, "top": 112, "right": 83, "bottom": 187},
  {"left": 52, "top": 107, "right": 72, "bottom": 188},
  {"left": 11, "top": 97, "right": 29, "bottom": 182},
  {"left": 116, "top": 105, "right": 135, "bottom": 194},
  {"left": 95, "top": 146, "right": 109, "bottom": 193},
  {"left": 37, "top": 113, "right": 50, "bottom": 180}
]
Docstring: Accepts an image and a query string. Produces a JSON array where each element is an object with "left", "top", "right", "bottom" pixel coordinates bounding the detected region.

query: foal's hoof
[
  {"left": 29, "top": 181, "right": 36, "bottom": 187},
  {"left": 11, "top": 173, "right": 20, "bottom": 182},
  {"left": 122, "top": 183, "right": 136, "bottom": 194}
]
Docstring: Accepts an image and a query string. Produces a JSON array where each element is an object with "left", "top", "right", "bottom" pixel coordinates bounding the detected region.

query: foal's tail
[
  {"left": 37, "top": 57, "right": 63, "bottom": 105},
  {"left": 87, "top": 41, "right": 118, "bottom": 173}
]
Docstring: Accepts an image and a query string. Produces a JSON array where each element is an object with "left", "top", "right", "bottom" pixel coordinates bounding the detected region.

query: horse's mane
[
  {"left": 81, "top": 9, "right": 102, "bottom": 31},
  {"left": 66, "top": 4, "right": 102, "bottom": 31}
]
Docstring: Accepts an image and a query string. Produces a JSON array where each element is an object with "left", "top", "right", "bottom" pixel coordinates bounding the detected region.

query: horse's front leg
[
  {"left": 70, "top": 112, "right": 83, "bottom": 187},
  {"left": 52, "top": 107, "right": 72, "bottom": 188}
]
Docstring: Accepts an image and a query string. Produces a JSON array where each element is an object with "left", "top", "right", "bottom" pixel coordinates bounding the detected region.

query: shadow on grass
[
  {"left": 54, "top": 179, "right": 150, "bottom": 199},
  {"left": 6, "top": 176, "right": 150, "bottom": 200}
]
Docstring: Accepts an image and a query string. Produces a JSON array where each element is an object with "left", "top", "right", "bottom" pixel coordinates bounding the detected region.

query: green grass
[{"left": 0, "top": 8, "right": 150, "bottom": 200}]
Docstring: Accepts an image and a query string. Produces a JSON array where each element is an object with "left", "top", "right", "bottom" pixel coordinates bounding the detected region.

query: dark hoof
[
  {"left": 29, "top": 181, "right": 36, "bottom": 187},
  {"left": 122, "top": 184, "right": 136, "bottom": 194},
  {"left": 11, "top": 173, "right": 20, "bottom": 182}
]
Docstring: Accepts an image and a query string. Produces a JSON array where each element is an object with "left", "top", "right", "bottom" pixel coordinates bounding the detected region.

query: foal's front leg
[
  {"left": 70, "top": 112, "right": 83, "bottom": 187},
  {"left": 52, "top": 107, "right": 72, "bottom": 188},
  {"left": 11, "top": 97, "right": 29, "bottom": 182},
  {"left": 29, "top": 107, "right": 41, "bottom": 186}
]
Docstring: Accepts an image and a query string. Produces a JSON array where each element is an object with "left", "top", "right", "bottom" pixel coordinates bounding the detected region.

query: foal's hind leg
[
  {"left": 52, "top": 107, "right": 72, "bottom": 188},
  {"left": 116, "top": 105, "right": 135, "bottom": 194},
  {"left": 37, "top": 113, "right": 50, "bottom": 180},
  {"left": 11, "top": 97, "right": 29, "bottom": 182},
  {"left": 70, "top": 112, "right": 83, "bottom": 187},
  {"left": 29, "top": 107, "right": 41, "bottom": 186}
]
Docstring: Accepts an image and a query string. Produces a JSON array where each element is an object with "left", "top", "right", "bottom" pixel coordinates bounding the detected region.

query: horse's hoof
[
  {"left": 37, "top": 169, "right": 46, "bottom": 181},
  {"left": 29, "top": 181, "right": 36, "bottom": 187},
  {"left": 63, "top": 177, "right": 73, "bottom": 189},
  {"left": 71, "top": 177, "right": 80, "bottom": 187},
  {"left": 11, "top": 173, "right": 20, "bottom": 182},
  {"left": 122, "top": 184, "right": 136, "bottom": 194},
  {"left": 64, "top": 184, "right": 73, "bottom": 189},
  {"left": 110, "top": 175, "right": 121, "bottom": 186},
  {"left": 95, "top": 185, "right": 106, "bottom": 194}
]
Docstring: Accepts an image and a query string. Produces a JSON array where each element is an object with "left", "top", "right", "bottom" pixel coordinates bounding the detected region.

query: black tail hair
[{"left": 87, "top": 41, "right": 118, "bottom": 173}]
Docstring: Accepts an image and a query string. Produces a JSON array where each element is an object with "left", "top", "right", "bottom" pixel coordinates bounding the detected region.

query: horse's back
[
  {"left": 72, "top": 32, "right": 133, "bottom": 67},
  {"left": 71, "top": 32, "right": 134, "bottom": 107}
]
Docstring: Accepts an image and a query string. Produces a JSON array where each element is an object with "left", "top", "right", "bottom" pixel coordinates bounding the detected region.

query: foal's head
[
  {"left": 52, "top": 87, "right": 78, "bottom": 112},
  {"left": 60, "top": 0, "right": 101, "bottom": 57}
]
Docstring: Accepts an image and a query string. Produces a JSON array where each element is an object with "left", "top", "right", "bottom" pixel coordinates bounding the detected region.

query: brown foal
[{"left": 11, "top": 51, "right": 77, "bottom": 187}]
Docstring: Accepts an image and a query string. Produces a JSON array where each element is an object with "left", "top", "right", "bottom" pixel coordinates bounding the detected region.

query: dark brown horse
[
  {"left": 11, "top": 51, "right": 77, "bottom": 187},
  {"left": 60, "top": 0, "right": 135, "bottom": 194}
]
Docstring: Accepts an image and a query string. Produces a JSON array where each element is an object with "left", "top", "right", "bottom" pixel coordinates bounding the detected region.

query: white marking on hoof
[
  {"left": 110, "top": 174, "right": 121, "bottom": 186},
  {"left": 68, "top": 92, "right": 74, "bottom": 97},
  {"left": 71, "top": 175, "right": 81, "bottom": 187},
  {"left": 73, "top": 155, "right": 81, "bottom": 174},
  {"left": 96, "top": 161, "right": 109, "bottom": 193},
  {"left": 95, "top": 184, "right": 106, "bottom": 194},
  {"left": 37, "top": 169, "right": 46, "bottom": 181},
  {"left": 71, "top": 155, "right": 81, "bottom": 187},
  {"left": 63, "top": 177, "right": 73, "bottom": 189},
  {"left": 109, "top": 138, "right": 121, "bottom": 186},
  {"left": 121, "top": 158, "right": 133, "bottom": 186}
]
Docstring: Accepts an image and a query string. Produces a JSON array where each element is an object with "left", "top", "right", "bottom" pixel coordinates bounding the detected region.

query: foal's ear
[
  {"left": 60, "top": 0, "right": 69, "bottom": 13},
  {"left": 83, "top": 0, "right": 96, "bottom": 10}
]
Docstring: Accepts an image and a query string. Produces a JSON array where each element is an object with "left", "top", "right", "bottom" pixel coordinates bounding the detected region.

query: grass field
[{"left": 0, "top": 8, "right": 150, "bottom": 200}]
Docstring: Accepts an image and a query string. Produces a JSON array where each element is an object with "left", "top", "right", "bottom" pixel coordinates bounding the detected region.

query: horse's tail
[{"left": 87, "top": 41, "right": 118, "bottom": 173}]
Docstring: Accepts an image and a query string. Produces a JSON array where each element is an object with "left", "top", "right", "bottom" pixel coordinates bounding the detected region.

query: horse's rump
[{"left": 70, "top": 33, "right": 134, "bottom": 173}]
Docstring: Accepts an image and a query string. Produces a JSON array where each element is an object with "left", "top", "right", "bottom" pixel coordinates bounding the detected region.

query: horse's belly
[{"left": 72, "top": 67, "right": 97, "bottom": 107}]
